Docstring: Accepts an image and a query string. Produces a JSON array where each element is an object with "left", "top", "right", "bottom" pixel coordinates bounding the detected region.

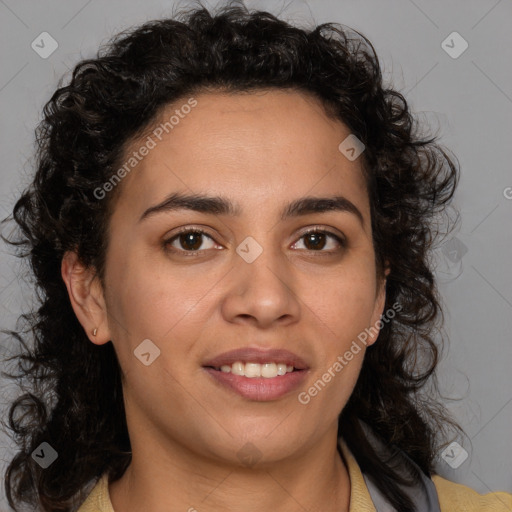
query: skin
[{"left": 62, "top": 89, "right": 389, "bottom": 512}]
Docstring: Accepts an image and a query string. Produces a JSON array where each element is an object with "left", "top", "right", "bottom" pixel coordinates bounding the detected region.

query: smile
[{"left": 212, "top": 361, "right": 296, "bottom": 378}]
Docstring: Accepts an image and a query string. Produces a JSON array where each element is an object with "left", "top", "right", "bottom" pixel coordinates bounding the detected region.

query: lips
[
  {"left": 202, "top": 347, "right": 309, "bottom": 370},
  {"left": 203, "top": 348, "right": 309, "bottom": 402}
]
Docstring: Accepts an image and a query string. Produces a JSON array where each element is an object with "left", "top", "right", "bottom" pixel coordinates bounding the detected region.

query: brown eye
[
  {"left": 165, "top": 229, "right": 217, "bottom": 253},
  {"left": 292, "top": 229, "right": 345, "bottom": 252},
  {"left": 178, "top": 232, "right": 204, "bottom": 251},
  {"left": 303, "top": 232, "right": 327, "bottom": 250}
]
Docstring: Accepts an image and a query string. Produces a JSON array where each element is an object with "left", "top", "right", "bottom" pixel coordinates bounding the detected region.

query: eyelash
[{"left": 163, "top": 226, "right": 346, "bottom": 257}]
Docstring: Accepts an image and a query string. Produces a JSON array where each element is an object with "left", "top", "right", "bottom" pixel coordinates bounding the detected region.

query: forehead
[{"left": 111, "top": 89, "right": 369, "bottom": 221}]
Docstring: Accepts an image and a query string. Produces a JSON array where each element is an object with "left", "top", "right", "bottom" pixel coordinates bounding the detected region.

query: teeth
[
  {"left": 245, "top": 363, "right": 261, "bottom": 378},
  {"left": 231, "top": 362, "right": 244, "bottom": 376},
  {"left": 277, "top": 363, "right": 287, "bottom": 376},
  {"left": 216, "top": 361, "right": 296, "bottom": 378},
  {"left": 261, "top": 363, "right": 277, "bottom": 378}
]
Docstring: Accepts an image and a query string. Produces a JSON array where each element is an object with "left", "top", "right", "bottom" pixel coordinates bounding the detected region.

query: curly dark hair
[{"left": 1, "top": 1, "right": 465, "bottom": 511}]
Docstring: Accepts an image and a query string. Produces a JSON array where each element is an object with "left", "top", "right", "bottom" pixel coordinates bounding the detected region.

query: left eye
[{"left": 291, "top": 229, "right": 344, "bottom": 252}]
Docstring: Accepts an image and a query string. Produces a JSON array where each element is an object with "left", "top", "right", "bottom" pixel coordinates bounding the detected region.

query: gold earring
[{"left": 92, "top": 328, "right": 98, "bottom": 336}]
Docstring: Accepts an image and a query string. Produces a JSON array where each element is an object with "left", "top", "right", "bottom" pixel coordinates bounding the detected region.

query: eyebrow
[{"left": 139, "top": 192, "right": 364, "bottom": 227}]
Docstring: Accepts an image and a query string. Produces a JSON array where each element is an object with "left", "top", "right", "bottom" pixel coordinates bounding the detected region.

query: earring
[{"left": 92, "top": 328, "right": 98, "bottom": 336}]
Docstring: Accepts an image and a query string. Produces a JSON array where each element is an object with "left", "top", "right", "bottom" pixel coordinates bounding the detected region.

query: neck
[{"left": 109, "top": 433, "right": 351, "bottom": 512}]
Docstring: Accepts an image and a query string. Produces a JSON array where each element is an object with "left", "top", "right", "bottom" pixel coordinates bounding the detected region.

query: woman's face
[{"left": 88, "top": 90, "right": 387, "bottom": 465}]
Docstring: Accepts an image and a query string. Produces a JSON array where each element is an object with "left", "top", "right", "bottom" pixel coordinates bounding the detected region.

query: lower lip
[{"left": 203, "top": 367, "right": 308, "bottom": 401}]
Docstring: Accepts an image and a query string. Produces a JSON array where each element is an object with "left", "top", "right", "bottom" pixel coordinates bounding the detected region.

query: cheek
[
  {"left": 302, "top": 263, "right": 378, "bottom": 409},
  {"left": 105, "top": 259, "right": 233, "bottom": 397},
  {"left": 106, "top": 241, "right": 210, "bottom": 334},
  {"left": 297, "top": 342, "right": 365, "bottom": 427},
  {"left": 304, "top": 266, "right": 378, "bottom": 346}
]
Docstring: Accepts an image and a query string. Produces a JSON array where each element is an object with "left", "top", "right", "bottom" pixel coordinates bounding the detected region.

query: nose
[{"left": 220, "top": 241, "right": 301, "bottom": 329}]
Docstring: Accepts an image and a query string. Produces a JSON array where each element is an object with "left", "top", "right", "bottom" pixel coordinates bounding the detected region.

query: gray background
[{"left": 1, "top": 0, "right": 511, "bottom": 509}]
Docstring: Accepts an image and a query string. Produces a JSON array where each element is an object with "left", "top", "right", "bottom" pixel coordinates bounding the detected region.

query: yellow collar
[{"left": 338, "top": 437, "right": 377, "bottom": 512}]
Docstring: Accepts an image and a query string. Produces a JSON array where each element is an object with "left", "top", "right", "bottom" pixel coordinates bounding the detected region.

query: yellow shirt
[{"left": 77, "top": 439, "right": 512, "bottom": 511}]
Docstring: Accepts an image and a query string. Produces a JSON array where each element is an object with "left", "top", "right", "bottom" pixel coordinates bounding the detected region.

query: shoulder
[
  {"left": 432, "top": 474, "right": 512, "bottom": 511},
  {"left": 76, "top": 473, "right": 114, "bottom": 512}
]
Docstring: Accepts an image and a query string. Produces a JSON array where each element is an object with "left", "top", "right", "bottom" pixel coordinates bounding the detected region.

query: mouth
[{"left": 202, "top": 347, "right": 309, "bottom": 401}]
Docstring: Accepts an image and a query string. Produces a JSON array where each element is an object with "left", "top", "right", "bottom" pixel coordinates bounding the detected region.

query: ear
[
  {"left": 367, "top": 263, "right": 391, "bottom": 347},
  {"left": 61, "top": 250, "right": 111, "bottom": 345}
]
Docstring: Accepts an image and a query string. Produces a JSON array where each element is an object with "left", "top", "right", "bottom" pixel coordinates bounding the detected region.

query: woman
[{"left": 2, "top": 2, "right": 511, "bottom": 511}]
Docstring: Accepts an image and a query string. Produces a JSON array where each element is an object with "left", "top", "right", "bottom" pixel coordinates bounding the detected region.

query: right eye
[{"left": 163, "top": 228, "right": 220, "bottom": 255}]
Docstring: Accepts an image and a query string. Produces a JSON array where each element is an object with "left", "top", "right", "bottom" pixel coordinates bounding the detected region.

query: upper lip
[{"left": 203, "top": 347, "right": 309, "bottom": 370}]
